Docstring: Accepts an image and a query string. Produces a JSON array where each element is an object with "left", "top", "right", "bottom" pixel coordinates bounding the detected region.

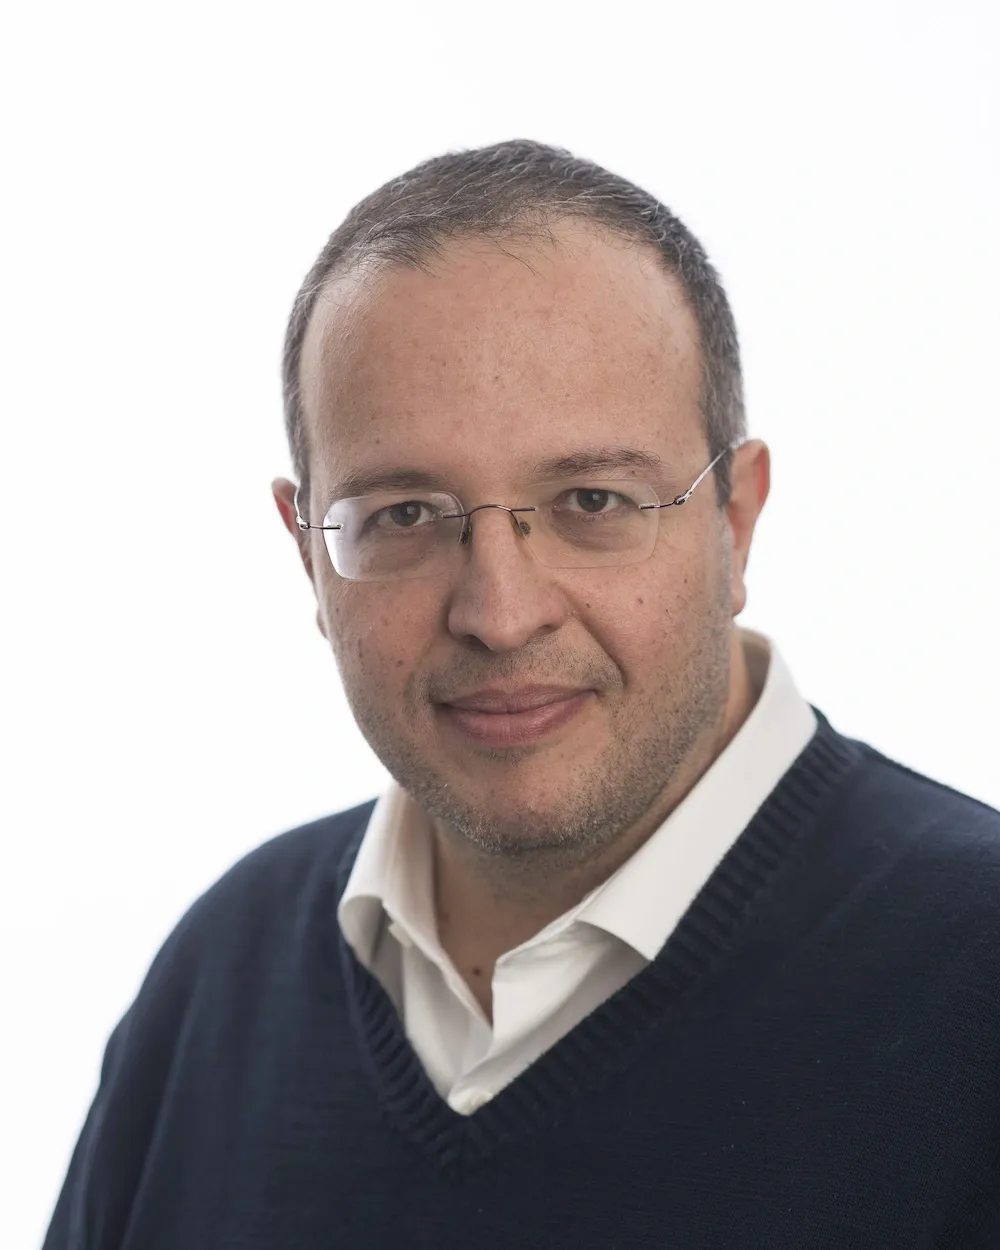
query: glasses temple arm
[
  {"left": 293, "top": 487, "right": 342, "bottom": 531},
  {"left": 672, "top": 442, "right": 741, "bottom": 505}
]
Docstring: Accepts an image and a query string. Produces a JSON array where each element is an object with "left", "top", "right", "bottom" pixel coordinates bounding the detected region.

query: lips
[
  {"left": 436, "top": 687, "right": 594, "bottom": 747},
  {"left": 442, "top": 687, "right": 587, "bottom": 713}
]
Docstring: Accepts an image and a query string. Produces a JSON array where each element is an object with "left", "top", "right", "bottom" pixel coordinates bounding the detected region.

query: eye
[
  {"left": 560, "top": 488, "right": 631, "bottom": 515},
  {"left": 373, "top": 500, "right": 440, "bottom": 529}
]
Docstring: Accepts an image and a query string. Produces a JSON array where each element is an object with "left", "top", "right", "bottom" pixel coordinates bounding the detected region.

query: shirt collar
[
  {"left": 338, "top": 782, "right": 438, "bottom": 969},
  {"left": 574, "top": 629, "right": 816, "bottom": 960}
]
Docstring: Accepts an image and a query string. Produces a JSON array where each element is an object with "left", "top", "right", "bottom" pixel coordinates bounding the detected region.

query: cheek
[
  {"left": 577, "top": 556, "right": 715, "bottom": 680},
  {"left": 323, "top": 581, "right": 437, "bottom": 687}
]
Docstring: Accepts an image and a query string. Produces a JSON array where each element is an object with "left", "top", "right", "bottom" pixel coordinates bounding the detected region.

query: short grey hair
[{"left": 282, "top": 139, "right": 745, "bottom": 505}]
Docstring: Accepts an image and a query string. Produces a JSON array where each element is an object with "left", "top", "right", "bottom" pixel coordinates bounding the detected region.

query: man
[{"left": 45, "top": 141, "right": 1000, "bottom": 1248}]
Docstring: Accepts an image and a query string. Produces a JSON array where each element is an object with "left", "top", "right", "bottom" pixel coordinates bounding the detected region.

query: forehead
[{"left": 298, "top": 221, "right": 705, "bottom": 492}]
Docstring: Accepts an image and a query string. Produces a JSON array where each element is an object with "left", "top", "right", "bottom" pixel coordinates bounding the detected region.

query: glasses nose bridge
[{"left": 460, "top": 501, "right": 534, "bottom": 545}]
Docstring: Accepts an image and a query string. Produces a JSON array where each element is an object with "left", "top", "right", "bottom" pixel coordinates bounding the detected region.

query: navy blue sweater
[{"left": 44, "top": 714, "right": 1000, "bottom": 1248}]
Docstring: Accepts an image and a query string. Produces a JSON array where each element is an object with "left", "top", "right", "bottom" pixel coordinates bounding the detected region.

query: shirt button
[{"left": 452, "top": 1088, "right": 492, "bottom": 1115}]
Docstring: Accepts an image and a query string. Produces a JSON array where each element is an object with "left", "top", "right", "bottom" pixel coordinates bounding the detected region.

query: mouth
[{"left": 435, "top": 686, "right": 595, "bottom": 748}]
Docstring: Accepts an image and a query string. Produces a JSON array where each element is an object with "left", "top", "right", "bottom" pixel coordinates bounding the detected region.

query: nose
[{"left": 445, "top": 505, "right": 571, "bottom": 652}]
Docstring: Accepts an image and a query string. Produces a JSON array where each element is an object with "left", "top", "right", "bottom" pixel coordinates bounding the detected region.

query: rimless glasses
[{"left": 294, "top": 445, "right": 736, "bottom": 582}]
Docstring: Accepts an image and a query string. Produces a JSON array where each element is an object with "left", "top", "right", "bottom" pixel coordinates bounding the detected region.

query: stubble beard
[{"left": 338, "top": 580, "right": 735, "bottom": 877}]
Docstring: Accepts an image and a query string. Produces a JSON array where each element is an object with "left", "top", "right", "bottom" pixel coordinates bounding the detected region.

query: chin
[{"left": 412, "top": 766, "right": 642, "bottom": 861}]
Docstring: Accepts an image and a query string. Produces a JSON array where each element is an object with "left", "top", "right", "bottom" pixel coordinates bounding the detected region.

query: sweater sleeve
[
  {"left": 41, "top": 913, "right": 200, "bottom": 1250},
  {"left": 42, "top": 1015, "right": 134, "bottom": 1250},
  {"left": 40, "top": 812, "right": 367, "bottom": 1249}
]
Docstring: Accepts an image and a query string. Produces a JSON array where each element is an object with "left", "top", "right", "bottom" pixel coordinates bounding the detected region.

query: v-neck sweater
[
  {"left": 337, "top": 631, "right": 817, "bottom": 1113},
  {"left": 44, "top": 713, "right": 1000, "bottom": 1249}
]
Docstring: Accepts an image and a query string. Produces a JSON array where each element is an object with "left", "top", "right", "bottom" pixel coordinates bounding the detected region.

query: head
[{"left": 274, "top": 140, "right": 769, "bottom": 871}]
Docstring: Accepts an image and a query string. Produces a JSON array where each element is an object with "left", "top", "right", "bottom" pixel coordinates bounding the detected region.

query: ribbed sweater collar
[{"left": 332, "top": 712, "right": 861, "bottom": 1174}]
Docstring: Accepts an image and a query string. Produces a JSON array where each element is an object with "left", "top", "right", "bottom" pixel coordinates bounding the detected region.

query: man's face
[{"left": 290, "top": 223, "right": 755, "bottom": 861}]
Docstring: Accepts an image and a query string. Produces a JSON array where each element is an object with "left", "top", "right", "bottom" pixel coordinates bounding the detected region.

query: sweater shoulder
[
  {"left": 44, "top": 804, "right": 376, "bottom": 1248},
  {"left": 848, "top": 739, "right": 1000, "bottom": 839},
  {"left": 822, "top": 735, "right": 1000, "bottom": 938},
  {"left": 131, "top": 799, "right": 375, "bottom": 1009},
  {"left": 201, "top": 799, "right": 376, "bottom": 912}
]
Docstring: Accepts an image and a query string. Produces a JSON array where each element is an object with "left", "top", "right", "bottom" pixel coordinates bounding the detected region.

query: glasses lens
[
  {"left": 524, "top": 481, "right": 657, "bottom": 567},
  {"left": 324, "top": 492, "right": 464, "bottom": 581},
  {"left": 318, "top": 482, "right": 660, "bottom": 579}
]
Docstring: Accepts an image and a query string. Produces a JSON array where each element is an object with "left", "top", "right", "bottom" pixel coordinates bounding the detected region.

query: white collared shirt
[{"left": 338, "top": 629, "right": 816, "bottom": 1115}]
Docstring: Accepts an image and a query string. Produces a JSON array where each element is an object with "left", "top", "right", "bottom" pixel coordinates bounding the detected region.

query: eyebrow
[
  {"left": 531, "top": 447, "right": 667, "bottom": 479},
  {"left": 326, "top": 447, "right": 668, "bottom": 502},
  {"left": 327, "top": 467, "right": 452, "bottom": 500}
]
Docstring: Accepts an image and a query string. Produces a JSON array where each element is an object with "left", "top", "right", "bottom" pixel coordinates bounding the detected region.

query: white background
[{"left": 3, "top": 1, "right": 998, "bottom": 1244}]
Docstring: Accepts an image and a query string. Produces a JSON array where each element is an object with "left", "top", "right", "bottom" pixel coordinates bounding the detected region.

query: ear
[
  {"left": 272, "top": 476, "right": 318, "bottom": 588},
  {"left": 723, "top": 440, "right": 770, "bottom": 617},
  {"left": 272, "top": 478, "right": 330, "bottom": 640}
]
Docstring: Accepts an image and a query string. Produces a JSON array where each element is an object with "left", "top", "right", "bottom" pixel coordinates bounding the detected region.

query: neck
[{"left": 432, "top": 630, "right": 757, "bottom": 1021}]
